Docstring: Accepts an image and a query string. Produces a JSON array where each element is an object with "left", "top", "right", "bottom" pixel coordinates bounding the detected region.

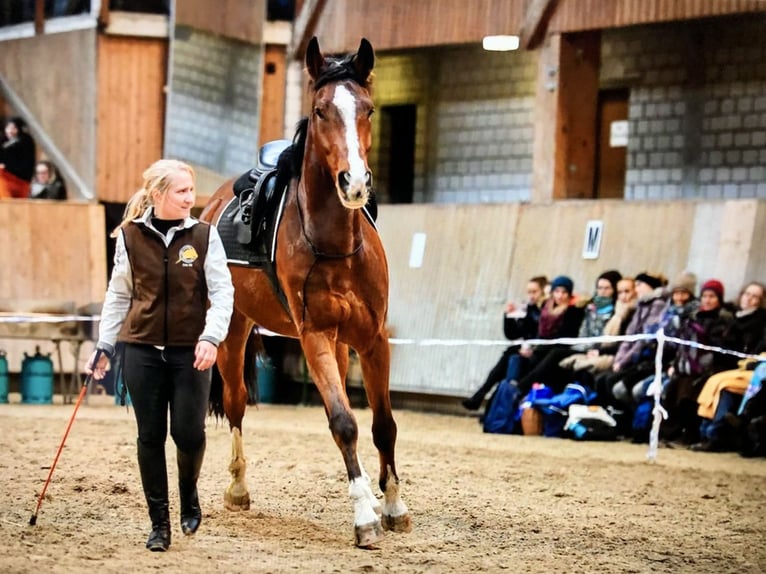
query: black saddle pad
[{"left": 216, "top": 197, "right": 271, "bottom": 267}]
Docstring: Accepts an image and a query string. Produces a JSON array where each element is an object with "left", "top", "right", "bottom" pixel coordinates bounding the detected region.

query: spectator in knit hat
[
  {"left": 658, "top": 271, "right": 698, "bottom": 338},
  {"left": 512, "top": 274, "right": 585, "bottom": 396},
  {"left": 692, "top": 281, "right": 766, "bottom": 452},
  {"left": 661, "top": 278, "right": 734, "bottom": 445},
  {"left": 592, "top": 271, "right": 669, "bottom": 413}
]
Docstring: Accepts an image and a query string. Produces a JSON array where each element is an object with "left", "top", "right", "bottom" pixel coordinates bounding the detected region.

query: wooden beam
[
  {"left": 34, "top": 0, "right": 45, "bottom": 35},
  {"left": 519, "top": 0, "right": 560, "bottom": 50},
  {"left": 288, "top": 0, "right": 328, "bottom": 61}
]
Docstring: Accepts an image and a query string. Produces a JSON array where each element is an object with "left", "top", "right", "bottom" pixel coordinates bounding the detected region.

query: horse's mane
[{"left": 275, "top": 117, "right": 308, "bottom": 186}]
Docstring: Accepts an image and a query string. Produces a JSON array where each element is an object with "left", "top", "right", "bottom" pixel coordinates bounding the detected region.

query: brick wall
[
  {"left": 373, "top": 47, "right": 537, "bottom": 203},
  {"left": 602, "top": 15, "right": 766, "bottom": 200},
  {"left": 164, "top": 27, "right": 262, "bottom": 177}
]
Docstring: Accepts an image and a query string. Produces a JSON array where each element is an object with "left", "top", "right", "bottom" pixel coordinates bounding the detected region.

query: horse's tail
[
  {"left": 244, "top": 329, "right": 259, "bottom": 405},
  {"left": 208, "top": 329, "right": 261, "bottom": 420},
  {"left": 209, "top": 362, "right": 225, "bottom": 420}
]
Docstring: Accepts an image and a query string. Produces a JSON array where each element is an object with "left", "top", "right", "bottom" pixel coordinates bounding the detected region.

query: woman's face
[
  {"left": 525, "top": 281, "right": 544, "bottom": 305},
  {"left": 4, "top": 122, "right": 18, "bottom": 140},
  {"left": 634, "top": 280, "right": 655, "bottom": 297},
  {"left": 616, "top": 280, "right": 636, "bottom": 304},
  {"left": 153, "top": 170, "right": 195, "bottom": 219},
  {"left": 671, "top": 290, "right": 691, "bottom": 307},
  {"left": 699, "top": 290, "right": 721, "bottom": 311},
  {"left": 551, "top": 286, "right": 570, "bottom": 306},
  {"left": 35, "top": 163, "right": 51, "bottom": 184},
  {"left": 739, "top": 283, "right": 764, "bottom": 312},
  {"left": 596, "top": 278, "right": 614, "bottom": 299}
]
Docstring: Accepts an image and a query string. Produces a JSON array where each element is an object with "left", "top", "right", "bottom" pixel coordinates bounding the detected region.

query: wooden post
[
  {"left": 34, "top": 0, "right": 45, "bottom": 35},
  {"left": 531, "top": 31, "right": 600, "bottom": 202}
]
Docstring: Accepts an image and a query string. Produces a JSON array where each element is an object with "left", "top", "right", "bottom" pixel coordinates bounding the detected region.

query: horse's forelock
[{"left": 311, "top": 53, "right": 372, "bottom": 91}]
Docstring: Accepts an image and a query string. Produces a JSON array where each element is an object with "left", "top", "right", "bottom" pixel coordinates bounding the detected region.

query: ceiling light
[{"left": 482, "top": 35, "right": 520, "bottom": 51}]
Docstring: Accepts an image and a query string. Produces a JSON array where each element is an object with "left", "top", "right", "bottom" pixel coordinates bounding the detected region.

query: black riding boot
[
  {"left": 137, "top": 441, "right": 171, "bottom": 551},
  {"left": 177, "top": 441, "right": 205, "bottom": 535}
]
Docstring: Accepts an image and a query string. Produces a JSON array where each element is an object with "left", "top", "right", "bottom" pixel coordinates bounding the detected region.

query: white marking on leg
[
  {"left": 349, "top": 477, "right": 379, "bottom": 527},
  {"left": 333, "top": 85, "right": 366, "bottom": 183},
  {"left": 357, "top": 454, "right": 382, "bottom": 514},
  {"left": 382, "top": 466, "right": 409, "bottom": 518}
]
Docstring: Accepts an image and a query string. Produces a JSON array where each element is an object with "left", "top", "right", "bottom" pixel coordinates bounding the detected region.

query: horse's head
[{"left": 305, "top": 37, "right": 375, "bottom": 210}]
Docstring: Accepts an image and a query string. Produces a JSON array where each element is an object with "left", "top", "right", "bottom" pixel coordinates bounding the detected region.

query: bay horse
[{"left": 200, "top": 37, "right": 411, "bottom": 547}]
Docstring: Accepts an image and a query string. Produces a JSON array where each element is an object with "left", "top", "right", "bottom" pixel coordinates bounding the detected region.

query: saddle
[{"left": 232, "top": 139, "right": 292, "bottom": 246}]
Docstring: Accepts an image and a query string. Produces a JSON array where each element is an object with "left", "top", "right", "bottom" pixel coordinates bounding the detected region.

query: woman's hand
[
  {"left": 194, "top": 340, "right": 218, "bottom": 371},
  {"left": 84, "top": 350, "right": 110, "bottom": 381}
]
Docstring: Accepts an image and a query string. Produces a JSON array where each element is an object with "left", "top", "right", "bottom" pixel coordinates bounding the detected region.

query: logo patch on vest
[{"left": 177, "top": 245, "right": 199, "bottom": 267}]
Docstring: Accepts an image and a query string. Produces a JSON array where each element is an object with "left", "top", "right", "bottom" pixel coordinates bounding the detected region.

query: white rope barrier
[
  {"left": 390, "top": 330, "right": 763, "bottom": 462},
  {"left": 0, "top": 314, "right": 100, "bottom": 324}
]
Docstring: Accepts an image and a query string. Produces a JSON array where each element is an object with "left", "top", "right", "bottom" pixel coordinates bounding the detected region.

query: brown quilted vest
[{"left": 118, "top": 221, "right": 210, "bottom": 346}]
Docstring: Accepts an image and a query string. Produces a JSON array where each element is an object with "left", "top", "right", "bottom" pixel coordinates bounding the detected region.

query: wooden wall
[
  {"left": 548, "top": 0, "right": 766, "bottom": 34},
  {"left": 0, "top": 201, "right": 106, "bottom": 305},
  {"left": 376, "top": 199, "right": 766, "bottom": 396},
  {"left": 310, "top": 0, "right": 524, "bottom": 54},
  {"left": 176, "top": 0, "right": 266, "bottom": 43},
  {"left": 96, "top": 35, "right": 167, "bottom": 204},
  {"left": 0, "top": 29, "right": 97, "bottom": 192},
  {"left": 307, "top": 0, "right": 766, "bottom": 54},
  {"left": 0, "top": 200, "right": 106, "bottom": 375}
]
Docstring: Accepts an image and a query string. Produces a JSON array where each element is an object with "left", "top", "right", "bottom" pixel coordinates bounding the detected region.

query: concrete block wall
[
  {"left": 165, "top": 27, "right": 262, "bottom": 177},
  {"left": 370, "top": 52, "right": 433, "bottom": 203},
  {"left": 430, "top": 47, "right": 537, "bottom": 203},
  {"left": 602, "top": 15, "right": 766, "bottom": 201},
  {"left": 373, "top": 47, "right": 536, "bottom": 204}
]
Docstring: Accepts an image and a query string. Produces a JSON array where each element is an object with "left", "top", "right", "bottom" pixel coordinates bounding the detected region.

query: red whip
[{"left": 29, "top": 350, "right": 102, "bottom": 526}]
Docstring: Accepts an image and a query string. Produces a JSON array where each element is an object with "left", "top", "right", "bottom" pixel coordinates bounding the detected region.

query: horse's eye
[
  {"left": 366, "top": 108, "right": 375, "bottom": 119},
  {"left": 314, "top": 107, "right": 325, "bottom": 120}
]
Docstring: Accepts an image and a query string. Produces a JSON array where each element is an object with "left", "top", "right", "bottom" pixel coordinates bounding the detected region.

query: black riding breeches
[{"left": 123, "top": 343, "right": 211, "bottom": 453}]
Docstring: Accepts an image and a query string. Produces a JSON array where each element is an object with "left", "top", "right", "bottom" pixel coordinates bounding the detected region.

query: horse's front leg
[
  {"left": 218, "top": 309, "right": 253, "bottom": 511},
  {"left": 301, "top": 331, "right": 384, "bottom": 547},
  {"left": 359, "top": 331, "right": 411, "bottom": 534}
]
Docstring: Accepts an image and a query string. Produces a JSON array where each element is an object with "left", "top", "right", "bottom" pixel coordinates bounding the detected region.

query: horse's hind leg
[
  {"left": 301, "top": 332, "right": 383, "bottom": 547},
  {"left": 359, "top": 332, "right": 411, "bottom": 534},
  {"left": 218, "top": 309, "right": 253, "bottom": 511}
]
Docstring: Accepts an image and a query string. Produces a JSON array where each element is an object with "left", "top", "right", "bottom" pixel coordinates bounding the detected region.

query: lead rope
[{"left": 295, "top": 189, "right": 364, "bottom": 324}]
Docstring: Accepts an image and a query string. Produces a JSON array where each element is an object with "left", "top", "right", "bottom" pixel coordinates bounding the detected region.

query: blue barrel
[
  {"left": 256, "top": 355, "right": 276, "bottom": 403},
  {"left": 21, "top": 347, "right": 54, "bottom": 405},
  {"left": 0, "top": 350, "right": 8, "bottom": 404}
]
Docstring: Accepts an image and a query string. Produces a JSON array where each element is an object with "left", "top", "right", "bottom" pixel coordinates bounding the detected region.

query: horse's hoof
[
  {"left": 224, "top": 490, "right": 251, "bottom": 511},
  {"left": 354, "top": 520, "right": 385, "bottom": 548},
  {"left": 381, "top": 512, "right": 412, "bottom": 533}
]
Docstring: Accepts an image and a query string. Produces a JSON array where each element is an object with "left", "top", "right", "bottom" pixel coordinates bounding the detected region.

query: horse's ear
[
  {"left": 353, "top": 38, "right": 375, "bottom": 82},
  {"left": 305, "top": 36, "right": 324, "bottom": 81}
]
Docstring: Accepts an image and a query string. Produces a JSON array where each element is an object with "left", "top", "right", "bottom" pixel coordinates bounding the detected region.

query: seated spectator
[
  {"left": 462, "top": 275, "right": 548, "bottom": 411},
  {"left": 561, "top": 276, "right": 638, "bottom": 379},
  {"left": 661, "top": 279, "right": 734, "bottom": 445},
  {"left": 29, "top": 160, "right": 67, "bottom": 200},
  {"left": 0, "top": 116, "right": 36, "bottom": 198},
  {"left": 692, "top": 281, "right": 766, "bottom": 452},
  {"left": 512, "top": 274, "right": 585, "bottom": 396},
  {"left": 594, "top": 271, "right": 668, "bottom": 407}
]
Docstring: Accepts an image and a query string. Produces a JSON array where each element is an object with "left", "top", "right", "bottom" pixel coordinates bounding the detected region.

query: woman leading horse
[{"left": 200, "top": 37, "right": 411, "bottom": 548}]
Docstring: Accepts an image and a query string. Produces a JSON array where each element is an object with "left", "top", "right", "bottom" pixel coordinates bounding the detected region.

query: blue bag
[
  {"left": 531, "top": 383, "right": 598, "bottom": 437},
  {"left": 482, "top": 380, "right": 521, "bottom": 434}
]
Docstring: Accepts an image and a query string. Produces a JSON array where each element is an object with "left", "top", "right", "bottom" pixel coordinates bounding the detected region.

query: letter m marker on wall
[{"left": 582, "top": 220, "right": 603, "bottom": 260}]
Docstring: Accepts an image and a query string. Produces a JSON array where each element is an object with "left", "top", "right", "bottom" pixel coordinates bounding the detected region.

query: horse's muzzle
[{"left": 337, "top": 170, "right": 372, "bottom": 208}]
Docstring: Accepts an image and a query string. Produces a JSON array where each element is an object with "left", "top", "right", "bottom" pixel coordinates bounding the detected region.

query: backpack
[
  {"left": 482, "top": 380, "right": 521, "bottom": 434},
  {"left": 631, "top": 399, "right": 654, "bottom": 443},
  {"left": 531, "top": 383, "right": 598, "bottom": 437}
]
